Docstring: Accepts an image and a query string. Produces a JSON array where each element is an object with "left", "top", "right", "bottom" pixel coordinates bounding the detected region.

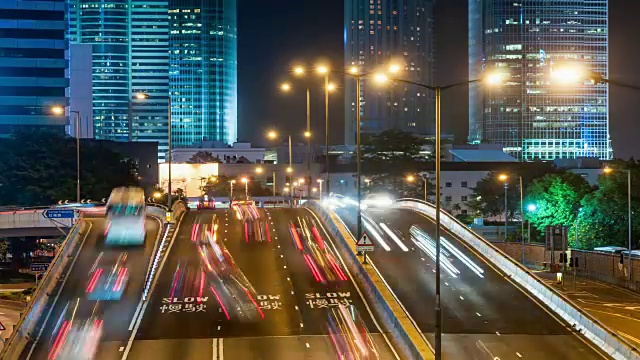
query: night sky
[{"left": 238, "top": 0, "right": 640, "bottom": 159}]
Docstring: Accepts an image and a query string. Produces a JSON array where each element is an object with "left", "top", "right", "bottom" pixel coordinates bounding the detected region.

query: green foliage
[
  {"left": 524, "top": 172, "right": 592, "bottom": 234},
  {"left": 187, "top": 151, "right": 222, "bottom": 164},
  {"left": 0, "top": 128, "right": 138, "bottom": 206},
  {"left": 361, "top": 129, "right": 430, "bottom": 198},
  {"left": 469, "top": 160, "right": 559, "bottom": 217}
]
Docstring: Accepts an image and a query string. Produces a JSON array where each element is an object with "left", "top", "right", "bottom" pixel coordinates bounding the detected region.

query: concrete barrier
[
  {"left": 306, "top": 200, "right": 431, "bottom": 360},
  {"left": 0, "top": 218, "right": 88, "bottom": 359},
  {"left": 397, "top": 199, "right": 640, "bottom": 360}
]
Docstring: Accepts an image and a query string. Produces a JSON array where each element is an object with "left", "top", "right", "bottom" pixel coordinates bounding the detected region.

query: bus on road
[{"left": 104, "top": 187, "right": 146, "bottom": 246}]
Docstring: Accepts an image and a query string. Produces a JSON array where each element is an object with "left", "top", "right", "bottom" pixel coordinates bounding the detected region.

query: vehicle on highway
[
  {"left": 361, "top": 193, "right": 393, "bottom": 209},
  {"left": 104, "top": 187, "right": 146, "bottom": 245},
  {"left": 290, "top": 217, "right": 348, "bottom": 284},
  {"left": 86, "top": 252, "right": 129, "bottom": 300},
  {"left": 327, "top": 304, "right": 379, "bottom": 360},
  {"left": 49, "top": 300, "right": 102, "bottom": 360},
  {"left": 195, "top": 221, "right": 264, "bottom": 320},
  {"left": 233, "top": 200, "right": 270, "bottom": 242}
]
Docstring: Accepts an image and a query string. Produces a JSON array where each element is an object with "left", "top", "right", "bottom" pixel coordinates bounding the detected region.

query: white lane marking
[
  {"left": 212, "top": 338, "right": 218, "bottom": 360},
  {"left": 219, "top": 339, "right": 224, "bottom": 360},
  {"left": 121, "top": 216, "right": 183, "bottom": 360},
  {"left": 300, "top": 322, "right": 304, "bottom": 328},
  {"left": 217, "top": 325, "right": 221, "bottom": 330},
  {"left": 119, "top": 347, "right": 124, "bottom": 352},
  {"left": 129, "top": 217, "right": 164, "bottom": 330},
  {"left": 516, "top": 352, "right": 523, "bottom": 358},
  {"left": 25, "top": 221, "right": 93, "bottom": 360},
  {"left": 496, "top": 331, "right": 501, "bottom": 336},
  {"left": 305, "top": 342, "right": 310, "bottom": 348},
  {"left": 305, "top": 208, "right": 401, "bottom": 360},
  {"left": 476, "top": 312, "right": 482, "bottom": 317}
]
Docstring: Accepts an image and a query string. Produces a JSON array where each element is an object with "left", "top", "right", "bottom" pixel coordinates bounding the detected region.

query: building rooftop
[{"left": 449, "top": 149, "right": 518, "bottom": 162}]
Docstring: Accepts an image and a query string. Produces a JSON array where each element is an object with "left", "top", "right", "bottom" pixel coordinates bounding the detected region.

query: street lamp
[
  {"left": 255, "top": 166, "right": 263, "bottom": 174},
  {"left": 498, "top": 174, "right": 509, "bottom": 241},
  {"left": 266, "top": 130, "right": 293, "bottom": 175},
  {"left": 603, "top": 166, "right": 632, "bottom": 280},
  {"left": 381, "top": 70, "right": 504, "bottom": 359},
  {"left": 406, "top": 174, "right": 428, "bottom": 202},
  {"left": 499, "top": 173, "right": 525, "bottom": 262},
  {"left": 241, "top": 177, "right": 249, "bottom": 200},
  {"left": 229, "top": 180, "right": 236, "bottom": 201},
  {"left": 317, "top": 179, "right": 324, "bottom": 201},
  {"left": 51, "top": 106, "right": 81, "bottom": 203},
  {"left": 316, "top": 64, "right": 335, "bottom": 195},
  {"left": 527, "top": 204, "right": 537, "bottom": 245}
]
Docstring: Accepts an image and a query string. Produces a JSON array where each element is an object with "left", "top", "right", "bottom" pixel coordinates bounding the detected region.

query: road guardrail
[{"left": 397, "top": 198, "right": 640, "bottom": 360}]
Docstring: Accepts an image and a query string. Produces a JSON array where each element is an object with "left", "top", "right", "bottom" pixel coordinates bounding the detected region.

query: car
[{"left": 86, "top": 252, "right": 129, "bottom": 301}]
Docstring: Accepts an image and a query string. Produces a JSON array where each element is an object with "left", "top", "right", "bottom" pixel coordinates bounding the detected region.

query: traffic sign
[
  {"left": 0, "top": 321, "right": 5, "bottom": 331},
  {"left": 30, "top": 263, "right": 50, "bottom": 272},
  {"left": 356, "top": 233, "right": 374, "bottom": 252},
  {"left": 43, "top": 209, "right": 75, "bottom": 219}
]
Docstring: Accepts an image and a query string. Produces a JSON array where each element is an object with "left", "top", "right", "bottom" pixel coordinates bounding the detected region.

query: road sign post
[
  {"left": 356, "top": 233, "right": 374, "bottom": 264},
  {"left": 42, "top": 209, "right": 76, "bottom": 219}
]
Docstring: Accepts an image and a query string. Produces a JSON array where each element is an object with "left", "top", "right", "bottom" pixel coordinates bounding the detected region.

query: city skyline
[{"left": 344, "top": 0, "right": 436, "bottom": 145}]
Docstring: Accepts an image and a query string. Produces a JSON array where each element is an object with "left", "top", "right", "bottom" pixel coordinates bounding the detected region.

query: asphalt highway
[
  {"left": 124, "top": 208, "right": 397, "bottom": 360},
  {"left": 335, "top": 206, "right": 610, "bottom": 359},
  {"left": 21, "top": 216, "right": 162, "bottom": 360}
]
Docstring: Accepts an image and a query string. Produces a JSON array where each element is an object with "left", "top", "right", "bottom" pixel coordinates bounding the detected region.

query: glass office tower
[
  {"left": 169, "top": 0, "right": 237, "bottom": 148},
  {"left": 344, "top": 0, "right": 435, "bottom": 144},
  {"left": 469, "top": 0, "right": 612, "bottom": 160},
  {"left": 68, "top": 0, "right": 169, "bottom": 160},
  {"left": 0, "top": 0, "right": 69, "bottom": 136}
]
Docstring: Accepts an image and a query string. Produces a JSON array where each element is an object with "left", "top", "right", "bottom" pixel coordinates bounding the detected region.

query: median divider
[
  {"left": 306, "top": 201, "right": 434, "bottom": 360},
  {"left": 397, "top": 198, "right": 640, "bottom": 360},
  {"left": 0, "top": 217, "right": 89, "bottom": 360}
]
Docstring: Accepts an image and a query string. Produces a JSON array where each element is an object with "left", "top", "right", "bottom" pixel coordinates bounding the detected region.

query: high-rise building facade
[
  {"left": 344, "top": 0, "right": 435, "bottom": 144},
  {"left": 68, "top": 0, "right": 169, "bottom": 160},
  {"left": 169, "top": 0, "right": 237, "bottom": 148},
  {"left": 469, "top": 0, "right": 612, "bottom": 161},
  {"left": 0, "top": 0, "right": 69, "bottom": 136}
]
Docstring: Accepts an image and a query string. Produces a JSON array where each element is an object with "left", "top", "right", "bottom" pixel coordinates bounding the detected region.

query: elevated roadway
[
  {"left": 123, "top": 208, "right": 397, "bottom": 359},
  {"left": 335, "top": 206, "right": 609, "bottom": 359}
]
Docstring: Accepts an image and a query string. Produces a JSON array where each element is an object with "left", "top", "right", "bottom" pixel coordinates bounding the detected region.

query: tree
[
  {"left": 361, "top": 129, "right": 429, "bottom": 197},
  {"left": 469, "top": 160, "right": 559, "bottom": 217},
  {"left": 187, "top": 151, "right": 222, "bottom": 164},
  {"left": 524, "top": 172, "right": 592, "bottom": 240},
  {"left": 577, "top": 159, "right": 640, "bottom": 249},
  {"left": 0, "top": 128, "right": 138, "bottom": 206}
]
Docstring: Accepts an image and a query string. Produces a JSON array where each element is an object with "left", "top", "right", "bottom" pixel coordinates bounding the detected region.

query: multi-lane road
[
  {"left": 21, "top": 216, "right": 162, "bottom": 360},
  {"left": 124, "top": 207, "right": 396, "bottom": 359},
  {"left": 22, "top": 207, "right": 398, "bottom": 359},
  {"left": 334, "top": 205, "right": 610, "bottom": 359}
]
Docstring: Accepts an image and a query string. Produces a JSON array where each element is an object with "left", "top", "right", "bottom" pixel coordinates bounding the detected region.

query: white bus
[{"left": 104, "top": 187, "right": 146, "bottom": 246}]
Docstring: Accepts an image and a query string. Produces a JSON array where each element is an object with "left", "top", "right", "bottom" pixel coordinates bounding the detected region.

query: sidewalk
[{"left": 533, "top": 269, "right": 640, "bottom": 348}]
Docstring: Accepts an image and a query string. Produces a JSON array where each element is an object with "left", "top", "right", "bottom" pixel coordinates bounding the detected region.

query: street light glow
[
  {"left": 280, "top": 83, "right": 291, "bottom": 92},
  {"left": 286, "top": 167, "right": 292, "bottom": 173},
  {"left": 299, "top": 178, "right": 305, "bottom": 184},
  {"left": 255, "top": 167, "right": 263, "bottom": 174},
  {"left": 317, "top": 65, "right": 329, "bottom": 74},
  {"left": 209, "top": 176, "right": 217, "bottom": 182},
  {"left": 527, "top": 204, "right": 537, "bottom": 212},
  {"left": 317, "top": 179, "right": 324, "bottom": 183},
  {"left": 388, "top": 64, "right": 401, "bottom": 74},
  {"left": 267, "top": 130, "right": 278, "bottom": 139},
  {"left": 406, "top": 175, "right": 415, "bottom": 182},
  {"left": 327, "top": 83, "right": 336, "bottom": 92},
  {"left": 498, "top": 174, "right": 508, "bottom": 181},
  {"left": 349, "top": 66, "right": 359, "bottom": 75},
  {"left": 304, "top": 131, "right": 311, "bottom": 138},
  {"left": 153, "top": 191, "right": 162, "bottom": 199},
  {"left": 551, "top": 66, "right": 585, "bottom": 84},
  {"left": 293, "top": 66, "right": 305, "bottom": 76},
  {"left": 373, "top": 73, "right": 389, "bottom": 84},
  {"left": 51, "top": 106, "right": 64, "bottom": 115},
  {"left": 135, "top": 92, "right": 149, "bottom": 100},
  {"left": 312, "top": 187, "right": 318, "bottom": 192},
  {"left": 485, "top": 72, "right": 504, "bottom": 86},
  {"left": 241, "top": 178, "right": 248, "bottom": 184},
  {"left": 603, "top": 167, "right": 613, "bottom": 174}
]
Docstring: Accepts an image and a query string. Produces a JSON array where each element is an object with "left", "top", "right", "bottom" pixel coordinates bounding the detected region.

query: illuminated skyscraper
[
  {"left": 68, "top": 0, "right": 169, "bottom": 160},
  {"left": 469, "top": 0, "right": 612, "bottom": 161},
  {"left": 344, "top": 0, "right": 435, "bottom": 144},
  {"left": 0, "top": 0, "right": 68, "bottom": 135},
  {"left": 169, "top": 0, "right": 237, "bottom": 148}
]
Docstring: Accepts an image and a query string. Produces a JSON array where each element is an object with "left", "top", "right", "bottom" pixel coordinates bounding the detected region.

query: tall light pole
[
  {"left": 317, "top": 65, "right": 333, "bottom": 195},
  {"left": 604, "top": 167, "right": 632, "bottom": 280},
  {"left": 229, "top": 180, "right": 236, "bottom": 202},
  {"left": 498, "top": 174, "right": 509, "bottom": 241},
  {"left": 382, "top": 71, "right": 503, "bottom": 360},
  {"left": 499, "top": 173, "right": 524, "bottom": 262},
  {"left": 267, "top": 129, "right": 297, "bottom": 202},
  {"left": 527, "top": 204, "right": 537, "bottom": 245},
  {"left": 317, "top": 179, "right": 324, "bottom": 201},
  {"left": 51, "top": 107, "right": 81, "bottom": 203},
  {"left": 406, "top": 175, "right": 427, "bottom": 202},
  {"left": 241, "top": 177, "right": 249, "bottom": 200}
]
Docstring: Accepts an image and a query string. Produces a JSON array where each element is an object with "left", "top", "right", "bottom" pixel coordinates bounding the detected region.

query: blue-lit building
[
  {"left": 344, "top": 0, "right": 435, "bottom": 144},
  {"left": 68, "top": 0, "right": 170, "bottom": 160},
  {"left": 169, "top": 0, "right": 237, "bottom": 148},
  {"left": 469, "top": 0, "right": 612, "bottom": 161},
  {"left": 0, "top": 0, "right": 69, "bottom": 136}
]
